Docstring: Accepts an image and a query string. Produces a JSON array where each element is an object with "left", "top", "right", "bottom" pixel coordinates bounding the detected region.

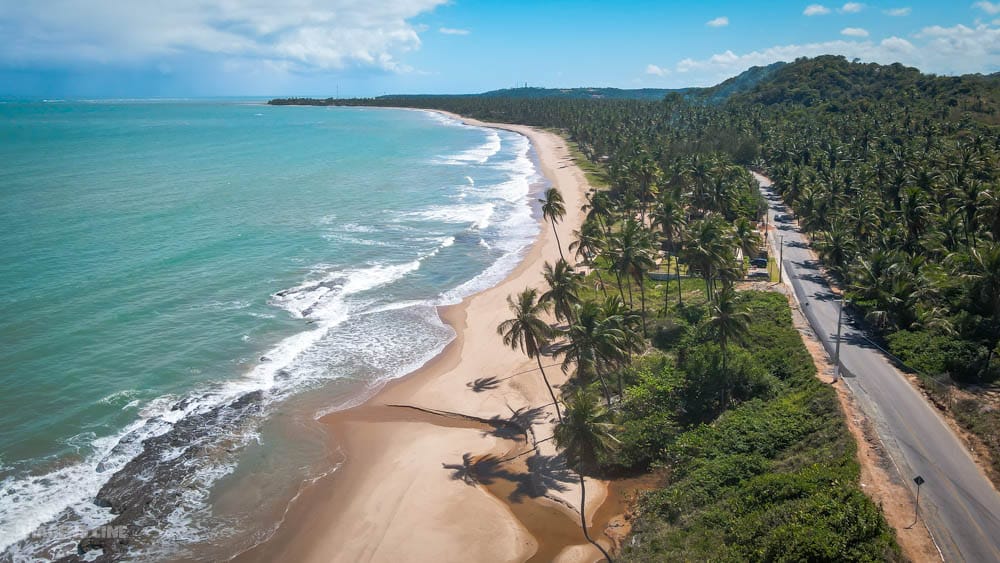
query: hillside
[
  {"left": 729, "top": 55, "right": 1000, "bottom": 123},
  {"left": 269, "top": 64, "right": 781, "bottom": 107}
]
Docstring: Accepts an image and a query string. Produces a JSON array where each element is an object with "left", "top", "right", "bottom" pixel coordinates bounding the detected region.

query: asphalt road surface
[{"left": 755, "top": 173, "right": 1000, "bottom": 562}]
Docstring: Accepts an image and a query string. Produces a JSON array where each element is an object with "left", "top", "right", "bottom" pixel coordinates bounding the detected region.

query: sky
[{"left": 1, "top": 1, "right": 999, "bottom": 98}]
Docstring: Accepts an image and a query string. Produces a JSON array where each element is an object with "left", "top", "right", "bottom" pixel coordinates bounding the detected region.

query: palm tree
[
  {"left": 609, "top": 219, "right": 656, "bottom": 325},
  {"left": 706, "top": 288, "right": 751, "bottom": 372},
  {"left": 569, "top": 220, "right": 610, "bottom": 298},
  {"left": 682, "top": 216, "right": 732, "bottom": 301},
  {"left": 553, "top": 390, "right": 618, "bottom": 562},
  {"left": 813, "top": 221, "right": 855, "bottom": 281},
  {"left": 497, "top": 288, "right": 563, "bottom": 423},
  {"left": 541, "top": 259, "right": 583, "bottom": 324},
  {"left": 732, "top": 217, "right": 762, "bottom": 263},
  {"left": 541, "top": 187, "right": 568, "bottom": 261},
  {"left": 963, "top": 242, "right": 1000, "bottom": 322},
  {"left": 600, "top": 295, "right": 644, "bottom": 393},
  {"left": 557, "top": 301, "right": 626, "bottom": 404},
  {"left": 652, "top": 190, "right": 687, "bottom": 308},
  {"left": 583, "top": 190, "right": 615, "bottom": 240}
]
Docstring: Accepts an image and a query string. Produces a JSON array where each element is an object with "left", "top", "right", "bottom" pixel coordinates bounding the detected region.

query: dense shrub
[
  {"left": 616, "top": 291, "right": 899, "bottom": 561},
  {"left": 887, "top": 329, "right": 993, "bottom": 383}
]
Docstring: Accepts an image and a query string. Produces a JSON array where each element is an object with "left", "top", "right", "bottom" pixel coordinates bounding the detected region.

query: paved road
[{"left": 755, "top": 173, "right": 1000, "bottom": 562}]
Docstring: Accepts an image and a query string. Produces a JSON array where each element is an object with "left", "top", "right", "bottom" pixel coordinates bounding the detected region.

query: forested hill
[
  {"left": 270, "top": 55, "right": 1000, "bottom": 125},
  {"left": 728, "top": 55, "right": 1000, "bottom": 121},
  {"left": 268, "top": 62, "right": 774, "bottom": 105}
]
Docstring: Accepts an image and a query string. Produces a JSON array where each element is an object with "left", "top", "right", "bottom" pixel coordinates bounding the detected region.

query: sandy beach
[{"left": 235, "top": 113, "right": 610, "bottom": 563}]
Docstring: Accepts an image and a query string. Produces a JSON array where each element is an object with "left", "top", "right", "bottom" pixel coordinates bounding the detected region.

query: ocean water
[{"left": 0, "top": 101, "right": 543, "bottom": 560}]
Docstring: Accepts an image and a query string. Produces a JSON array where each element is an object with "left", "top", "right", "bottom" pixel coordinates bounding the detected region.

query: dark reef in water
[{"left": 52, "top": 391, "right": 264, "bottom": 562}]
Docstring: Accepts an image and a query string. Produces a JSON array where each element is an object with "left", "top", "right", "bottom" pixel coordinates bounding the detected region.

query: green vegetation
[
  {"left": 270, "top": 54, "right": 1000, "bottom": 558},
  {"left": 492, "top": 161, "right": 891, "bottom": 558},
  {"left": 617, "top": 291, "right": 898, "bottom": 562},
  {"left": 281, "top": 54, "right": 1000, "bottom": 487}
]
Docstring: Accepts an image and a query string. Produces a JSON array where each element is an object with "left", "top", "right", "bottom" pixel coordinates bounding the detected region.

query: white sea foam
[
  {"left": 98, "top": 389, "right": 139, "bottom": 406},
  {"left": 0, "top": 252, "right": 435, "bottom": 558},
  {"left": 0, "top": 391, "right": 208, "bottom": 555},
  {"left": 439, "top": 130, "right": 541, "bottom": 304},
  {"left": 439, "top": 130, "right": 501, "bottom": 165},
  {"left": 404, "top": 203, "right": 495, "bottom": 230}
]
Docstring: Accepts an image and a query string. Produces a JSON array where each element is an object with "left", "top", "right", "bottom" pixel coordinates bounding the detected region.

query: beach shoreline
[{"left": 233, "top": 111, "right": 609, "bottom": 563}]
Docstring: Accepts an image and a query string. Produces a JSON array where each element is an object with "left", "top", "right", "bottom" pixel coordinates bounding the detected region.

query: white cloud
[
  {"left": 883, "top": 7, "right": 911, "bottom": 16},
  {"left": 975, "top": 1, "right": 1000, "bottom": 15},
  {"left": 841, "top": 27, "right": 870, "bottom": 37},
  {"left": 0, "top": 0, "right": 447, "bottom": 72},
  {"left": 646, "top": 64, "right": 670, "bottom": 76},
  {"left": 840, "top": 2, "right": 865, "bottom": 13},
  {"left": 804, "top": 4, "right": 832, "bottom": 15},
  {"left": 913, "top": 23, "right": 1000, "bottom": 65},
  {"left": 706, "top": 16, "right": 729, "bottom": 27},
  {"left": 438, "top": 27, "right": 469, "bottom": 35},
  {"left": 671, "top": 26, "right": 1000, "bottom": 86},
  {"left": 880, "top": 36, "right": 915, "bottom": 52}
]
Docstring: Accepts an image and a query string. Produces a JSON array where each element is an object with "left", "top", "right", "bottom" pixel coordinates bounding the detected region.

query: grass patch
[{"left": 560, "top": 134, "right": 610, "bottom": 189}]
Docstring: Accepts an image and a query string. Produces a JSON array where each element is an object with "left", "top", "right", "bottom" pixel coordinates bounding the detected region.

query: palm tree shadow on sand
[
  {"left": 471, "top": 405, "right": 548, "bottom": 441},
  {"left": 467, "top": 376, "right": 502, "bottom": 393},
  {"left": 442, "top": 452, "right": 575, "bottom": 501}
]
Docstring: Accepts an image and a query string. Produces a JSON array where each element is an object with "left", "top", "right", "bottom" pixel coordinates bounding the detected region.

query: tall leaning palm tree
[
  {"left": 541, "top": 259, "right": 583, "bottom": 324},
  {"left": 554, "top": 390, "right": 618, "bottom": 562},
  {"left": 541, "top": 187, "right": 568, "bottom": 261},
  {"left": 498, "top": 288, "right": 563, "bottom": 423}
]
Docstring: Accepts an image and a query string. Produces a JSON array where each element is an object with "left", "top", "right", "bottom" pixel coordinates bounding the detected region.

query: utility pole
[{"left": 834, "top": 297, "right": 846, "bottom": 382}]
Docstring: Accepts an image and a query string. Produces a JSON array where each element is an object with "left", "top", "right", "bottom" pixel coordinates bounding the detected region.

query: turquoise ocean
[{"left": 0, "top": 101, "right": 543, "bottom": 560}]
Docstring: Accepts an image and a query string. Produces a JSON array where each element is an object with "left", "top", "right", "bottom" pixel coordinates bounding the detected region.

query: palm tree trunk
[
  {"left": 577, "top": 470, "right": 613, "bottom": 562},
  {"left": 676, "top": 258, "right": 683, "bottom": 306},
  {"left": 537, "top": 356, "right": 563, "bottom": 423},
  {"left": 663, "top": 254, "right": 671, "bottom": 313},
  {"left": 595, "top": 270, "right": 609, "bottom": 298},
  {"left": 597, "top": 373, "right": 613, "bottom": 406},
  {"left": 613, "top": 271, "right": 626, "bottom": 303},
  {"left": 551, "top": 219, "right": 565, "bottom": 261},
  {"left": 638, "top": 274, "right": 648, "bottom": 337},
  {"left": 598, "top": 216, "right": 612, "bottom": 242}
]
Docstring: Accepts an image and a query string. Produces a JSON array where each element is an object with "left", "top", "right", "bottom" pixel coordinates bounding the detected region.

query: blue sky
[{"left": 1, "top": 1, "right": 999, "bottom": 97}]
